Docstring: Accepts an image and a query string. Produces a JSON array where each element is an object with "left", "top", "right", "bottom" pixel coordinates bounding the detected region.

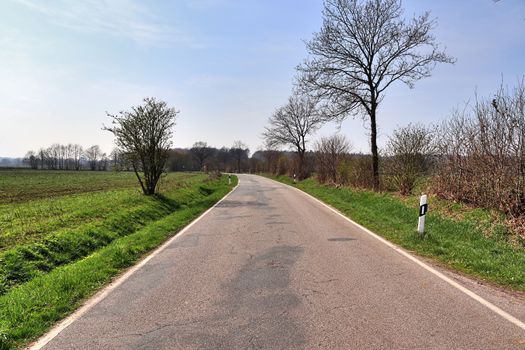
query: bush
[
  {"left": 337, "top": 159, "right": 352, "bottom": 185},
  {"left": 314, "top": 134, "right": 351, "bottom": 184},
  {"left": 384, "top": 123, "right": 436, "bottom": 195},
  {"left": 433, "top": 80, "right": 525, "bottom": 222},
  {"left": 345, "top": 154, "right": 376, "bottom": 189},
  {"left": 276, "top": 155, "right": 289, "bottom": 176}
]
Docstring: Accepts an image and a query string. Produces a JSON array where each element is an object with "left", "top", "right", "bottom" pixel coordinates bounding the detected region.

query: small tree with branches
[
  {"left": 385, "top": 123, "right": 436, "bottom": 195},
  {"left": 104, "top": 97, "right": 178, "bottom": 195},
  {"left": 315, "top": 134, "right": 352, "bottom": 184},
  {"left": 263, "top": 93, "right": 326, "bottom": 179}
]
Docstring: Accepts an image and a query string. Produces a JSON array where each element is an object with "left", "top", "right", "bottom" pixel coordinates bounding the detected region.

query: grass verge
[
  {"left": 267, "top": 175, "right": 525, "bottom": 292},
  {"left": 0, "top": 174, "right": 237, "bottom": 350}
]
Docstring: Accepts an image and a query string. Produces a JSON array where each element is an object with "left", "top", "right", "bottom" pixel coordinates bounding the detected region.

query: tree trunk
[
  {"left": 370, "top": 105, "right": 379, "bottom": 191},
  {"left": 297, "top": 149, "right": 305, "bottom": 180},
  {"left": 132, "top": 162, "right": 148, "bottom": 195}
]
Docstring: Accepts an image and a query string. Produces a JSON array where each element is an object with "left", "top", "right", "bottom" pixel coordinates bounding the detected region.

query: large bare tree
[
  {"left": 104, "top": 98, "right": 178, "bottom": 195},
  {"left": 298, "top": 0, "right": 454, "bottom": 189},
  {"left": 263, "top": 94, "right": 326, "bottom": 179}
]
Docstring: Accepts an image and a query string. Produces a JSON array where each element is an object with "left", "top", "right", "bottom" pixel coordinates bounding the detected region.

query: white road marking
[
  {"left": 27, "top": 180, "right": 240, "bottom": 350},
  {"left": 266, "top": 176, "right": 525, "bottom": 332}
]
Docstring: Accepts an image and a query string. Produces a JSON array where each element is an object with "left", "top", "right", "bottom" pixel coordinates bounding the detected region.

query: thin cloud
[{"left": 12, "top": 0, "right": 193, "bottom": 46}]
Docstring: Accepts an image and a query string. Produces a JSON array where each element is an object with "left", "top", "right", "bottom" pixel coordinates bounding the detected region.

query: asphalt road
[{"left": 40, "top": 174, "right": 525, "bottom": 349}]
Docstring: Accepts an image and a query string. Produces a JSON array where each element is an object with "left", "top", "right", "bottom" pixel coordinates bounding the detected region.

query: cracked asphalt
[{"left": 42, "top": 174, "right": 525, "bottom": 349}]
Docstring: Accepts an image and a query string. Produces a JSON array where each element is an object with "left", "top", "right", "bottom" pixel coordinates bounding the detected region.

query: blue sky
[{"left": 0, "top": 0, "right": 524, "bottom": 157}]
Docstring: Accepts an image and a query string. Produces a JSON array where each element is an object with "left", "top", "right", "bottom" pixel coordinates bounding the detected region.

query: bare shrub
[
  {"left": 345, "top": 154, "right": 375, "bottom": 189},
  {"left": 337, "top": 159, "right": 352, "bottom": 186},
  {"left": 384, "top": 123, "right": 436, "bottom": 195},
  {"left": 276, "top": 155, "right": 289, "bottom": 176},
  {"left": 261, "top": 149, "right": 280, "bottom": 174},
  {"left": 434, "top": 80, "right": 525, "bottom": 219},
  {"left": 315, "top": 134, "right": 352, "bottom": 184}
]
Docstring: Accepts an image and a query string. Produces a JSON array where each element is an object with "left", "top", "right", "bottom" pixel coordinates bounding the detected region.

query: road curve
[{"left": 39, "top": 174, "right": 525, "bottom": 349}]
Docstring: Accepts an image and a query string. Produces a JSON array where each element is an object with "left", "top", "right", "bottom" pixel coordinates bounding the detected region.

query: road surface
[{"left": 39, "top": 174, "right": 525, "bottom": 349}]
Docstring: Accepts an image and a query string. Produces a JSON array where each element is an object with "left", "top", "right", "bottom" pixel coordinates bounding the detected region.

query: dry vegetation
[{"left": 433, "top": 81, "right": 525, "bottom": 227}]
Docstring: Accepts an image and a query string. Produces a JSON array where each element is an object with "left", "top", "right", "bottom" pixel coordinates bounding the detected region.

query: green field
[
  {"left": 268, "top": 175, "right": 525, "bottom": 293},
  {"left": 0, "top": 170, "right": 140, "bottom": 204},
  {"left": 0, "top": 169, "right": 236, "bottom": 349}
]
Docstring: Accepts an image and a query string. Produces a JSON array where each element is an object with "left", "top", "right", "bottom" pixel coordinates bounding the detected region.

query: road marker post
[
  {"left": 228, "top": 174, "right": 231, "bottom": 185},
  {"left": 293, "top": 173, "right": 297, "bottom": 184},
  {"left": 418, "top": 194, "right": 428, "bottom": 236}
]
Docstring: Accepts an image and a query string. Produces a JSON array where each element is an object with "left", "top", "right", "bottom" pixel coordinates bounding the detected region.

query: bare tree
[
  {"left": 46, "top": 144, "right": 60, "bottom": 169},
  {"left": 109, "top": 148, "right": 122, "bottom": 170},
  {"left": 24, "top": 151, "right": 39, "bottom": 169},
  {"left": 229, "top": 141, "right": 249, "bottom": 173},
  {"left": 85, "top": 145, "right": 102, "bottom": 171},
  {"left": 298, "top": 0, "right": 455, "bottom": 189},
  {"left": 104, "top": 97, "right": 178, "bottom": 195},
  {"left": 68, "top": 144, "right": 83, "bottom": 170},
  {"left": 190, "top": 141, "right": 215, "bottom": 171},
  {"left": 38, "top": 148, "right": 46, "bottom": 169},
  {"left": 98, "top": 153, "right": 109, "bottom": 171},
  {"left": 263, "top": 94, "right": 326, "bottom": 179},
  {"left": 315, "top": 134, "right": 352, "bottom": 184}
]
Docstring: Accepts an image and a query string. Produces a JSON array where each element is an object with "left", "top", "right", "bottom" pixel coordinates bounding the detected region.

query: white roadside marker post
[
  {"left": 293, "top": 173, "right": 297, "bottom": 184},
  {"left": 418, "top": 194, "right": 428, "bottom": 236},
  {"left": 228, "top": 174, "right": 231, "bottom": 185}
]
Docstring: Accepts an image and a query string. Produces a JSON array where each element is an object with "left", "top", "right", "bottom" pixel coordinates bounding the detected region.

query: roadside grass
[
  {"left": 0, "top": 173, "right": 219, "bottom": 295},
  {"left": 0, "top": 172, "right": 202, "bottom": 250},
  {"left": 0, "top": 171, "right": 237, "bottom": 349},
  {"left": 267, "top": 175, "right": 525, "bottom": 292}
]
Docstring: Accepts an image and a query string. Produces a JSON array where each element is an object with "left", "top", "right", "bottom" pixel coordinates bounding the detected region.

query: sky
[{"left": 0, "top": 0, "right": 524, "bottom": 157}]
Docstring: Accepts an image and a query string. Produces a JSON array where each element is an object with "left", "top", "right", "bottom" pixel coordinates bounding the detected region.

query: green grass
[
  {"left": 0, "top": 170, "right": 237, "bottom": 349},
  {"left": 0, "top": 170, "right": 140, "bottom": 204},
  {"left": 268, "top": 175, "right": 525, "bottom": 292}
]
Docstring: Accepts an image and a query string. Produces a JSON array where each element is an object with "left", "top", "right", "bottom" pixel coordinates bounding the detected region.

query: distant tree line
[
  {"left": 23, "top": 144, "right": 113, "bottom": 171},
  {"left": 168, "top": 141, "right": 250, "bottom": 173},
  {"left": 0, "top": 157, "right": 24, "bottom": 168},
  {"left": 21, "top": 139, "right": 252, "bottom": 175}
]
